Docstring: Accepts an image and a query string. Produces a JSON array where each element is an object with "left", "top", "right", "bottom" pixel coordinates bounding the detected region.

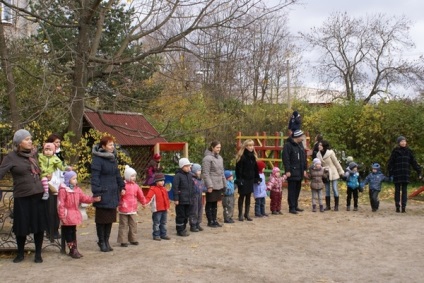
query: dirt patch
[{"left": 1, "top": 187, "right": 424, "bottom": 283}]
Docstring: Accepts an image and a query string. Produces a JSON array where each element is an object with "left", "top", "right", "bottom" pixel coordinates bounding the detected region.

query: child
[
  {"left": 362, "top": 163, "right": 391, "bottom": 212},
  {"left": 190, "top": 163, "right": 207, "bottom": 232},
  {"left": 58, "top": 171, "right": 101, "bottom": 258},
  {"left": 172, "top": 158, "right": 195, "bottom": 236},
  {"left": 254, "top": 161, "right": 268, "bottom": 217},
  {"left": 39, "top": 143, "right": 71, "bottom": 200},
  {"left": 344, "top": 162, "right": 361, "bottom": 211},
  {"left": 308, "top": 158, "right": 327, "bottom": 212},
  {"left": 117, "top": 165, "right": 147, "bottom": 247},
  {"left": 144, "top": 173, "right": 171, "bottom": 241},
  {"left": 267, "top": 167, "right": 286, "bottom": 214},
  {"left": 223, "top": 170, "right": 235, "bottom": 223}
]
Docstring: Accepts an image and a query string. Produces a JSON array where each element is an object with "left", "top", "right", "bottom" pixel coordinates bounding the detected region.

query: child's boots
[{"left": 68, "top": 241, "right": 82, "bottom": 259}]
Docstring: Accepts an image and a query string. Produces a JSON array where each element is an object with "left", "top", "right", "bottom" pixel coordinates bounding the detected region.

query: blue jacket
[
  {"left": 253, "top": 173, "right": 267, "bottom": 198},
  {"left": 225, "top": 180, "right": 235, "bottom": 196},
  {"left": 91, "top": 145, "right": 125, "bottom": 209},
  {"left": 362, "top": 171, "right": 390, "bottom": 191}
]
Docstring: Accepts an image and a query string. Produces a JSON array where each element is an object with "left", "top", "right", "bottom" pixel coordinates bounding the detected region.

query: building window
[{"left": 1, "top": 0, "right": 13, "bottom": 24}]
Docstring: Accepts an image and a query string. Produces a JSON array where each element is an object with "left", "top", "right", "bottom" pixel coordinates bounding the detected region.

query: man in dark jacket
[
  {"left": 173, "top": 158, "right": 195, "bottom": 236},
  {"left": 282, "top": 130, "right": 307, "bottom": 214}
]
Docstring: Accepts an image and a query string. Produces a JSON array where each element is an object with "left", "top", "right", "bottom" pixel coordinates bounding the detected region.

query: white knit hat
[
  {"left": 124, "top": 165, "right": 137, "bottom": 181},
  {"left": 178, "top": 158, "right": 192, "bottom": 168}
]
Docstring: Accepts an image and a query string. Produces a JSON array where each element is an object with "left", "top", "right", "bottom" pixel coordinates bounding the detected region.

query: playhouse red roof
[{"left": 84, "top": 110, "right": 167, "bottom": 146}]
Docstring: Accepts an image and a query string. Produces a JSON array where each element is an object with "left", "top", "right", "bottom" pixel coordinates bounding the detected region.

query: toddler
[
  {"left": 308, "top": 158, "right": 327, "bottom": 212},
  {"left": 254, "top": 161, "right": 268, "bottom": 217},
  {"left": 39, "top": 142, "right": 71, "bottom": 200},
  {"left": 145, "top": 173, "right": 171, "bottom": 241},
  {"left": 344, "top": 162, "right": 361, "bottom": 211},
  {"left": 117, "top": 165, "right": 147, "bottom": 247},
  {"left": 58, "top": 171, "right": 100, "bottom": 258},
  {"left": 267, "top": 167, "right": 286, "bottom": 214},
  {"left": 190, "top": 163, "right": 207, "bottom": 232},
  {"left": 223, "top": 170, "right": 235, "bottom": 223},
  {"left": 362, "top": 163, "right": 391, "bottom": 212}
]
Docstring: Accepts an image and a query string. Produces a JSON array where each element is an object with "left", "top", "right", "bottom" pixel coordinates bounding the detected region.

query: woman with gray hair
[{"left": 0, "top": 129, "right": 47, "bottom": 263}]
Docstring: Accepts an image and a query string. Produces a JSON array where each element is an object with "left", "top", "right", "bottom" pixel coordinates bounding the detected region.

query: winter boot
[
  {"left": 325, "top": 196, "right": 331, "bottom": 211},
  {"left": 13, "top": 236, "right": 26, "bottom": 263},
  {"left": 96, "top": 224, "right": 108, "bottom": 252},
  {"left": 206, "top": 206, "right": 215, "bottom": 227},
  {"left": 396, "top": 206, "right": 400, "bottom": 213},
  {"left": 346, "top": 206, "right": 350, "bottom": 211},
  {"left": 238, "top": 203, "right": 244, "bottom": 221},
  {"left": 213, "top": 208, "right": 222, "bottom": 227},
  {"left": 68, "top": 242, "right": 82, "bottom": 259},
  {"left": 402, "top": 207, "right": 406, "bottom": 213},
  {"left": 312, "top": 204, "right": 317, "bottom": 212},
  {"left": 319, "top": 205, "right": 324, "bottom": 212},
  {"left": 104, "top": 223, "right": 114, "bottom": 251},
  {"left": 334, "top": 196, "right": 339, "bottom": 211}
]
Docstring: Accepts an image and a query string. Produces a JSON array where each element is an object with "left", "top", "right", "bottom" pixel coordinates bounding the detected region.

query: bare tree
[{"left": 301, "top": 12, "right": 424, "bottom": 103}]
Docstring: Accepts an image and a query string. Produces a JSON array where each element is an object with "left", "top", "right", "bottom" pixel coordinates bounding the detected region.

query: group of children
[{"left": 308, "top": 157, "right": 391, "bottom": 213}]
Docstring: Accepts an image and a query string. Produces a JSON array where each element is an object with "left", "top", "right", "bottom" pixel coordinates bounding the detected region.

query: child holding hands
[
  {"left": 267, "top": 167, "right": 286, "bottom": 214},
  {"left": 117, "top": 165, "right": 147, "bottom": 247},
  {"left": 308, "top": 158, "right": 327, "bottom": 212},
  {"left": 362, "top": 163, "right": 391, "bottom": 212},
  {"left": 58, "top": 171, "right": 101, "bottom": 258}
]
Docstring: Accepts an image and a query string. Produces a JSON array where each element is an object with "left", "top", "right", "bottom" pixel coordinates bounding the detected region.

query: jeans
[
  {"left": 152, "top": 211, "right": 167, "bottom": 238},
  {"left": 311, "top": 189, "right": 323, "bottom": 206},
  {"left": 254, "top": 197, "right": 266, "bottom": 216},
  {"left": 325, "top": 179, "right": 339, "bottom": 197}
]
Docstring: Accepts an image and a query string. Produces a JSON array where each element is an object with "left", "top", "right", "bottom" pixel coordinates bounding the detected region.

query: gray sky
[{"left": 288, "top": 0, "right": 424, "bottom": 56}]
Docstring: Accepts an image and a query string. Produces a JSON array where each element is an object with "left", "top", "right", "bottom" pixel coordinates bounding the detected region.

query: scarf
[
  {"left": 17, "top": 149, "right": 41, "bottom": 177},
  {"left": 92, "top": 144, "right": 117, "bottom": 161}
]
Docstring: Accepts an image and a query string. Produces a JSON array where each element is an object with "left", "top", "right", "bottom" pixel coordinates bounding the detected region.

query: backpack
[{"left": 347, "top": 173, "right": 360, "bottom": 189}]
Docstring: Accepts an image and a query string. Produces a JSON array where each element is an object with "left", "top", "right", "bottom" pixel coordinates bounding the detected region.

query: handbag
[{"left": 48, "top": 169, "right": 64, "bottom": 193}]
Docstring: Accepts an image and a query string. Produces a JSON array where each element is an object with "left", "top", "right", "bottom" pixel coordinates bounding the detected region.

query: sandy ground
[{"left": 1, "top": 186, "right": 424, "bottom": 283}]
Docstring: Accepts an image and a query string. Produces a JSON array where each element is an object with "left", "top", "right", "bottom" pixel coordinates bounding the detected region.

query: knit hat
[
  {"left": 13, "top": 129, "right": 31, "bottom": 145},
  {"left": 348, "top": 162, "right": 358, "bottom": 170},
  {"left": 272, "top": 167, "right": 281, "bottom": 175},
  {"left": 124, "top": 165, "right": 137, "bottom": 181},
  {"left": 178, "top": 158, "right": 192, "bottom": 168},
  {"left": 371, "top": 163, "right": 380, "bottom": 170},
  {"left": 293, "top": 111, "right": 299, "bottom": 117},
  {"left": 153, "top": 153, "right": 161, "bottom": 161},
  {"left": 313, "top": 158, "right": 321, "bottom": 165},
  {"left": 291, "top": 129, "right": 304, "bottom": 138},
  {"left": 396, "top": 136, "right": 406, "bottom": 144},
  {"left": 224, "top": 170, "right": 233, "bottom": 179},
  {"left": 64, "top": 171, "right": 77, "bottom": 187},
  {"left": 346, "top": 156, "right": 354, "bottom": 163},
  {"left": 43, "top": 143, "right": 56, "bottom": 152},
  {"left": 257, "top": 160, "right": 266, "bottom": 173},
  {"left": 153, "top": 173, "right": 165, "bottom": 183},
  {"left": 191, "top": 163, "right": 201, "bottom": 174}
]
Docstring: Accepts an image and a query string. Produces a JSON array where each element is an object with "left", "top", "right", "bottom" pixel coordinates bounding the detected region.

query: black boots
[
  {"left": 13, "top": 236, "right": 26, "bottom": 263},
  {"left": 325, "top": 196, "right": 331, "bottom": 211},
  {"left": 334, "top": 197, "right": 339, "bottom": 211},
  {"left": 96, "top": 224, "right": 108, "bottom": 252},
  {"left": 244, "top": 207, "right": 252, "bottom": 221}
]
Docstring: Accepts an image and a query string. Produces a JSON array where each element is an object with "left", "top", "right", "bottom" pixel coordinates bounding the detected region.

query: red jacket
[
  {"left": 118, "top": 181, "right": 147, "bottom": 214},
  {"left": 145, "top": 185, "right": 170, "bottom": 212},
  {"left": 58, "top": 184, "right": 94, "bottom": 226}
]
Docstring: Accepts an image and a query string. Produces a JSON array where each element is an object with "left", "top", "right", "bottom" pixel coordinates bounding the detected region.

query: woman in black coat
[
  {"left": 235, "top": 139, "right": 260, "bottom": 221},
  {"left": 91, "top": 135, "right": 125, "bottom": 252},
  {"left": 387, "top": 136, "right": 422, "bottom": 213}
]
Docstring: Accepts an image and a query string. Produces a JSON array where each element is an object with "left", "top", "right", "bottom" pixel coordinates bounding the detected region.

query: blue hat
[
  {"left": 191, "top": 163, "right": 201, "bottom": 174},
  {"left": 224, "top": 170, "right": 233, "bottom": 179},
  {"left": 372, "top": 163, "right": 380, "bottom": 170}
]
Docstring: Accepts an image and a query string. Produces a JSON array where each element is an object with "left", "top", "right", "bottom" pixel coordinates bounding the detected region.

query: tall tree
[{"left": 301, "top": 12, "right": 424, "bottom": 102}]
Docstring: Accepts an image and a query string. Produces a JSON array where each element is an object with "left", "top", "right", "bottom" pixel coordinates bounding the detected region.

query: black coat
[
  {"left": 388, "top": 146, "right": 422, "bottom": 183},
  {"left": 235, "top": 150, "right": 259, "bottom": 195},
  {"left": 282, "top": 137, "right": 307, "bottom": 181},
  {"left": 172, "top": 169, "right": 195, "bottom": 204}
]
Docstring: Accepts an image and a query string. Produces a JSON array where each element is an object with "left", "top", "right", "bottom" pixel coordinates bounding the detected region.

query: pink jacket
[
  {"left": 58, "top": 184, "right": 95, "bottom": 226},
  {"left": 118, "top": 181, "right": 147, "bottom": 214},
  {"left": 267, "top": 167, "right": 286, "bottom": 192}
]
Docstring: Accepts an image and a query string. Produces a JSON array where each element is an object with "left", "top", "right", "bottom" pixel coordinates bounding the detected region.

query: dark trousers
[
  {"left": 346, "top": 187, "right": 359, "bottom": 207},
  {"left": 62, "top": 225, "right": 77, "bottom": 243},
  {"left": 175, "top": 204, "right": 191, "bottom": 232},
  {"left": 394, "top": 183, "right": 408, "bottom": 208},
  {"left": 238, "top": 193, "right": 252, "bottom": 216},
  {"left": 287, "top": 180, "right": 302, "bottom": 211},
  {"left": 369, "top": 189, "right": 380, "bottom": 210},
  {"left": 254, "top": 197, "right": 266, "bottom": 216}
]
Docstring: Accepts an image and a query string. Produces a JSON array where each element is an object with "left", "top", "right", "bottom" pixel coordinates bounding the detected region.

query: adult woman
[
  {"left": 91, "top": 136, "right": 125, "bottom": 252},
  {"left": 317, "top": 140, "right": 344, "bottom": 211},
  {"left": 45, "top": 133, "right": 66, "bottom": 240},
  {"left": 235, "top": 139, "right": 260, "bottom": 221},
  {"left": 388, "top": 136, "right": 422, "bottom": 213},
  {"left": 202, "top": 141, "right": 226, "bottom": 227},
  {"left": 0, "top": 129, "right": 47, "bottom": 263}
]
